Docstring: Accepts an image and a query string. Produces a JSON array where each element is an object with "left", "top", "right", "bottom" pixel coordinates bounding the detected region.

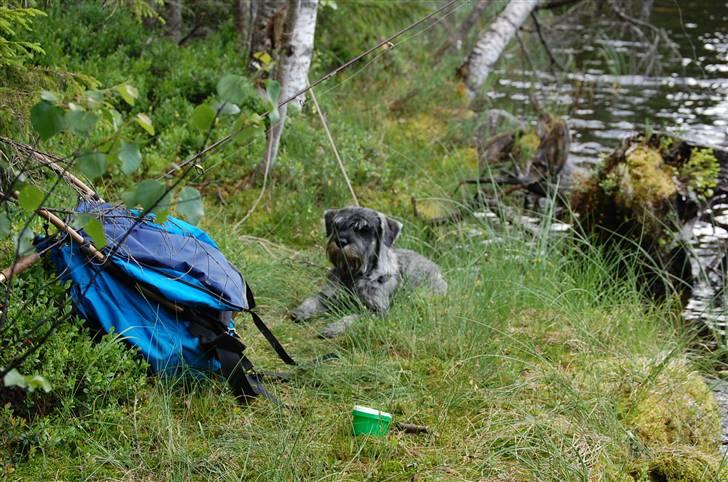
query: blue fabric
[
  {"left": 50, "top": 241, "right": 221, "bottom": 373},
  {"left": 45, "top": 202, "right": 253, "bottom": 375},
  {"left": 77, "top": 202, "right": 250, "bottom": 311}
]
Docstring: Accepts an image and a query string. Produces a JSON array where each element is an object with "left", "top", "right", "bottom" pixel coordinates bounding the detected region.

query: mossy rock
[
  {"left": 626, "top": 367, "right": 721, "bottom": 451},
  {"left": 620, "top": 360, "right": 725, "bottom": 481},
  {"left": 616, "top": 144, "right": 677, "bottom": 213},
  {"left": 631, "top": 447, "right": 728, "bottom": 481}
]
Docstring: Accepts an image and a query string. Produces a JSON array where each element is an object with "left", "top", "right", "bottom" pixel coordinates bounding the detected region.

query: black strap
[
  {"left": 210, "top": 334, "right": 284, "bottom": 404},
  {"left": 216, "top": 346, "right": 258, "bottom": 401},
  {"left": 248, "top": 311, "right": 297, "bottom": 366}
]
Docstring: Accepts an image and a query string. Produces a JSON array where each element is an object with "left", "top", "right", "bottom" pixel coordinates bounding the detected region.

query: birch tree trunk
[
  {"left": 457, "top": 0, "right": 539, "bottom": 99},
  {"left": 248, "top": 0, "right": 287, "bottom": 72},
  {"left": 258, "top": 0, "right": 318, "bottom": 172}
]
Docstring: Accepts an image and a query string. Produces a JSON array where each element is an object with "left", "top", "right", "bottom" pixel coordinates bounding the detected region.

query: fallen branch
[
  {"left": 457, "top": 0, "right": 540, "bottom": 99},
  {"left": 394, "top": 422, "right": 430, "bottom": 434},
  {"left": 433, "top": 0, "right": 492, "bottom": 63},
  {"left": 530, "top": 11, "right": 565, "bottom": 72},
  {"left": 0, "top": 137, "right": 100, "bottom": 200}
]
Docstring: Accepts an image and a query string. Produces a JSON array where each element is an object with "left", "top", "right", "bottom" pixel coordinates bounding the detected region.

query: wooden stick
[
  {"left": 3, "top": 191, "right": 183, "bottom": 312},
  {"left": 0, "top": 139, "right": 104, "bottom": 280},
  {"left": 0, "top": 137, "right": 101, "bottom": 200},
  {"left": 394, "top": 422, "right": 430, "bottom": 434},
  {"left": 0, "top": 253, "right": 41, "bottom": 283}
]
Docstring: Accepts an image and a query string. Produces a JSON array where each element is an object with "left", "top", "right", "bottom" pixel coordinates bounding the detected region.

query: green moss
[
  {"left": 617, "top": 145, "right": 677, "bottom": 212},
  {"left": 680, "top": 147, "right": 719, "bottom": 200},
  {"left": 617, "top": 361, "right": 726, "bottom": 481},
  {"left": 632, "top": 448, "right": 728, "bottom": 481},
  {"left": 515, "top": 131, "right": 541, "bottom": 161},
  {"left": 627, "top": 368, "right": 721, "bottom": 450}
]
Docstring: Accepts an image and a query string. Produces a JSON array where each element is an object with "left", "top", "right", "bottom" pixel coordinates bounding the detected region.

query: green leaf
[
  {"left": 74, "top": 213, "right": 107, "bottom": 250},
  {"left": 116, "top": 83, "right": 139, "bottom": 106},
  {"left": 28, "top": 375, "right": 52, "bottom": 393},
  {"left": 104, "top": 108, "right": 123, "bottom": 131},
  {"left": 78, "top": 152, "right": 107, "bottom": 180},
  {"left": 40, "top": 90, "right": 58, "bottom": 103},
  {"left": 3, "top": 369, "right": 27, "bottom": 389},
  {"left": 30, "top": 101, "right": 65, "bottom": 140},
  {"left": 118, "top": 141, "right": 142, "bottom": 175},
  {"left": 84, "top": 217, "right": 107, "bottom": 249},
  {"left": 18, "top": 184, "right": 44, "bottom": 212},
  {"left": 136, "top": 179, "right": 167, "bottom": 209},
  {"left": 269, "top": 105, "right": 280, "bottom": 125},
  {"left": 0, "top": 213, "right": 10, "bottom": 239},
  {"left": 154, "top": 210, "right": 169, "bottom": 224},
  {"left": 135, "top": 113, "right": 154, "bottom": 135},
  {"left": 266, "top": 79, "right": 281, "bottom": 104},
  {"left": 213, "top": 101, "right": 240, "bottom": 116},
  {"left": 15, "top": 227, "right": 34, "bottom": 255},
  {"left": 65, "top": 109, "right": 97, "bottom": 135},
  {"left": 177, "top": 187, "right": 204, "bottom": 225},
  {"left": 189, "top": 104, "right": 216, "bottom": 131},
  {"left": 123, "top": 179, "right": 167, "bottom": 212},
  {"left": 217, "top": 75, "right": 250, "bottom": 105}
]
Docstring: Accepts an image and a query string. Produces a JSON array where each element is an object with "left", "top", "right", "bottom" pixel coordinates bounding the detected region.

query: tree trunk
[
  {"left": 234, "top": 0, "right": 251, "bottom": 47},
  {"left": 434, "top": 0, "right": 491, "bottom": 63},
  {"left": 258, "top": 0, "right": 319, "bottom": 172},
  {"left": 165, "top": 0, "right": 183, "bottom": 43},
  {"left": 248, "top": 0, "right": 288, "bottom": 72},
  {"left": 457, "top": 0, "right": 539, "bottom": 99}
]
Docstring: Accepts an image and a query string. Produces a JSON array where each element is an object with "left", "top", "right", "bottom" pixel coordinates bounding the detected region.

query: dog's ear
[
  {"left": 324, "top": 209, "right": 339, "bottom": 238},
  {"left": 380, "top": 214, "right": 403, "bottom": 247}
]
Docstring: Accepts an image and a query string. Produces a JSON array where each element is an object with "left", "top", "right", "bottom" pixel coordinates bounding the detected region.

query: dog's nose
[{"left": 336, "top": 237, "right": 349, "bottom": 247}]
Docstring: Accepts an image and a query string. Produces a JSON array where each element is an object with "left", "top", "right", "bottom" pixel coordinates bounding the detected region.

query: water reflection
[{"left": 492, "top": 1, "right": 728, "bottom": 336}]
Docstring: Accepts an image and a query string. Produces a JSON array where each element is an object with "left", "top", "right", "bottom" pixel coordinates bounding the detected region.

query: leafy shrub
[{"left": 0, "top": 263, "right": 148, "bottom": 463}]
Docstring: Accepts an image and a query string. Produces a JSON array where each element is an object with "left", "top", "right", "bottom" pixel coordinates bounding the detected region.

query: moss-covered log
[{"left": 569, "top": 132, "right": 727, "bottom": 296}]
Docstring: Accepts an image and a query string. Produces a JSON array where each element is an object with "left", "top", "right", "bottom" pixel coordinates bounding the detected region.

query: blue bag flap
[{"left": 77, "top": 202, "right": 250, "bottom": 311}]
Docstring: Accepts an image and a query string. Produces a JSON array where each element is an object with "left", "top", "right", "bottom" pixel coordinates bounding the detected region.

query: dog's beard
[{"left": 327, "top": 241, "right": 366, "bottom": 275}]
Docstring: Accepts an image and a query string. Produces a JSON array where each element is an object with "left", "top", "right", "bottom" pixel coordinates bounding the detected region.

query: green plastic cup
[{"left": 351, "top": 405, "right": 393, "bottom": 436}]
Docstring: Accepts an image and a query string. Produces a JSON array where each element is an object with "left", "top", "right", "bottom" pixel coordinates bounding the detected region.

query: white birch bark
[
  {"left": 458, "top": 0, "right": 539, "bottom": 99},
  {"left": 260, "top": 0, "right": 318, "bottom": 171},
  {"left": 278, "top": 0, "right": 318, "bottom": 110}
]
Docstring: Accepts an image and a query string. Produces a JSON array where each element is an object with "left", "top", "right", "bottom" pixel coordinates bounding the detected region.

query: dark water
[
  {"left": 496, "top": 0, "right": 728, "bottom": 164},
  {"left": 492, "top": 1, "right": 728, "bottom": 336}
]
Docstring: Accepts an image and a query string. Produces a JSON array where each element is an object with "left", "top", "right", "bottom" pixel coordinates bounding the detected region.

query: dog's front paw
[
  {"left": 318, "top": 315, "right": 359, "bottom": 339},
  {"left": 289, "top": 297, "right": 323, "bottom": 322}
]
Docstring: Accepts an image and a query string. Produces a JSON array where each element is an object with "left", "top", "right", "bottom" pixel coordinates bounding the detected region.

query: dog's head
[{"left": 323, "top": 207, "right": 403, "bottom": 276}]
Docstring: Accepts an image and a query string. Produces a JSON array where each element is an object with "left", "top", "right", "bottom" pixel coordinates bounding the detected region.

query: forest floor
[{"left": 2, "top": 4, "right": 728, "bottom": 480}]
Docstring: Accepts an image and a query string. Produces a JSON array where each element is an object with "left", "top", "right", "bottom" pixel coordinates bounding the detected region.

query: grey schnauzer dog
[{"left": 290, "top": 207, "right": 447, "bottom": 338}]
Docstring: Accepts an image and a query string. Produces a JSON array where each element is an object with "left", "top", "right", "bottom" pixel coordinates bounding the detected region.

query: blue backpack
[{"left": 44, "top": 201, "right": 296, "bottom": 401}]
